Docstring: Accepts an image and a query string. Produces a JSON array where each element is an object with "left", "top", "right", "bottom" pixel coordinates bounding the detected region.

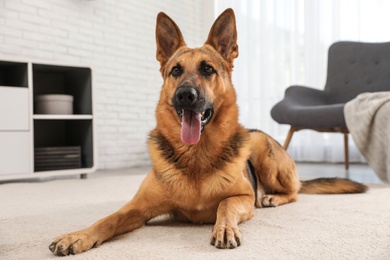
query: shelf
[
  {"left": 33, "top": 64, "right": 92, "bottom": 115},
  {"left": 0, "top": 59, "right": 95, "bottom": 181},
  {"left": 34, "top": 120, "right": 94, "bottom": 170},
  {"left": 0, "top": 61, "right": 28, "bottom": 88},
  {"left": 32, "top": 63, "right": 94, "bottom": 175},
  {"left": 0, "top": 85, "right": 26, "bottom": 88},
  {"left": 33, "top": 114, "right": 93, "bottom": 120}
]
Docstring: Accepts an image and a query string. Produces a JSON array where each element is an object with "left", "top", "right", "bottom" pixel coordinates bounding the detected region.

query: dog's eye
[
  {"left": 170, "top": 66, "right": 182, "bottom": 78},
  {"left": 199, "top": 62, "right": 216, "bottom": 77},
  {"left": 203, "top": 65, "right": 215, "bottom": 75}
]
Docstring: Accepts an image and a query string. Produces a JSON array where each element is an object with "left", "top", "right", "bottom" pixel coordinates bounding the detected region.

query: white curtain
[{"left": 215, "top": 0, "right": 390, "bottom": 163}]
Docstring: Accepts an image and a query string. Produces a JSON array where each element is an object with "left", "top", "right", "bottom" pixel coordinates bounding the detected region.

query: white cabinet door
[
  {"left": 0, "top": 87, "right": 29, "bottom": 130},
  {"left": 0, "top": 132, "right": 30, "bottom": 175}
]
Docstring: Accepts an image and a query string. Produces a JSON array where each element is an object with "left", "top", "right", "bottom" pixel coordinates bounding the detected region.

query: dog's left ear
[
  {"left": 205, "top": 8, "right": 238, "bottom": 63},
  {"left": 156, "top": 12, "right": 186, "bottom": 67}
]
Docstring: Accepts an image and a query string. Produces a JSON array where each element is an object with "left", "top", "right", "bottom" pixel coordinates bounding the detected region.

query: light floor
[
  {"left": 296, "top": 163, "right": 382, "bottom": 184},
  {"left": 2, "top": 162, "right": 382, "bottom": 184},
  {"left": 95, "top": 162, "right": 383, "bottom": 184}
]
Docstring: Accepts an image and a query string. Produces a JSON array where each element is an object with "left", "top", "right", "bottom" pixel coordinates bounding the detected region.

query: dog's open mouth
[{"left": 177, "top": 108, "right": 213, "bottom": 145}]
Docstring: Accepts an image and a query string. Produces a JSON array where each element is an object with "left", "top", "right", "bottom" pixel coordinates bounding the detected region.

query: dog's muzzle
[{"left": 173, "top": 86, "right": 213, "bottom": 145}]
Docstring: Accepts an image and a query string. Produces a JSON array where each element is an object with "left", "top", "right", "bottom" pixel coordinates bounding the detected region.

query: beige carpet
[{"left": 1, "top": 170, "right": 389, "bottom": 260}]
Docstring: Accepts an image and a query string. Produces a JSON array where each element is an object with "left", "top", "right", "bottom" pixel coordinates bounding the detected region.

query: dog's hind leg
[
  {"left": 261, "top": 193, "right": 298, "bottom": 207},
  {"left": 249, "top": 130, "right": 301, "bottom": 208}
]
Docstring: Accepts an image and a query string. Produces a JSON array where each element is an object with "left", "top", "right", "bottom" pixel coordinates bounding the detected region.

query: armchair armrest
[{"left": 284, "top": 85, "right": 328, "bottom": 105}]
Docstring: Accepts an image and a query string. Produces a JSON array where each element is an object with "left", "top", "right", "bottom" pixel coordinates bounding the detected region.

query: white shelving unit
[
  {"left": 0, "top": 59, "right": 96, "bottom": 181},
  {"left": 33, "top": 115, "right": 94, "bottom": 120}
]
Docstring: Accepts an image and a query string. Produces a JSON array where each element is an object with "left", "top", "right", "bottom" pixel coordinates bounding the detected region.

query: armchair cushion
[{"left": 271, "top": 85, "right": 345, "bottom": 129}]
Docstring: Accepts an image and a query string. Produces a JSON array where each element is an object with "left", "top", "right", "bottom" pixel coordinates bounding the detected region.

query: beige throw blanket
[{"left": 344, "top": 92, "right": 390, "bottom": 183}]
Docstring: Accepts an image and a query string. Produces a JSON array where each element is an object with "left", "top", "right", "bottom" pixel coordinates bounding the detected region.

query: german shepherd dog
[{"left": 50, "top": 9, "right": 367, "bottom": 255}]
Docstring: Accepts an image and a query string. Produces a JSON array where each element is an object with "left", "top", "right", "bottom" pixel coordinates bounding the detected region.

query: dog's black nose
[{"left": 175, "top": 86, "right": 198, "bottom": 107}]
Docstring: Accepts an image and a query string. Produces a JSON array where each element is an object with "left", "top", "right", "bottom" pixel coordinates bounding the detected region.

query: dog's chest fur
[{"left": 147, "top": 128, "right": 253, "bottom": 216}]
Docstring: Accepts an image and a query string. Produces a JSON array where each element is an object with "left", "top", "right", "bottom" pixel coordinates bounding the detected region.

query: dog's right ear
[{"left": 156, "top": 12, "right": 186, "bottom": 67}]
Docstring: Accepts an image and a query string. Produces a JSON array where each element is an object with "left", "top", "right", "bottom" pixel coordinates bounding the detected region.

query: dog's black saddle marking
[{"left": 246, "top": 160, "right": 257, "bottom": 202}]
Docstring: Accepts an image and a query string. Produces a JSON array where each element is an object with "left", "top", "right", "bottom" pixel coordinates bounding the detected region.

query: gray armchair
[{"left": 271, "top": 41, "right": 390, "bottom": 169}]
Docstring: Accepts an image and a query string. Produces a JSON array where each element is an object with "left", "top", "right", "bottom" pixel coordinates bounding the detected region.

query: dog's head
[{"left": 155, "top": 9, "right": 238, "bottom": 145}]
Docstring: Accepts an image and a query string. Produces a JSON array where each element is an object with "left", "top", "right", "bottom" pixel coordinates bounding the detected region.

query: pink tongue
[{"left": 181, "top": 109, "right": 201, "bottom": 145}]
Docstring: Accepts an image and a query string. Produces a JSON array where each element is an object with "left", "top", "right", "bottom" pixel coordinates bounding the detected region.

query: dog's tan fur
[{"left": 49, "top": 9, "right": 367, "bottom": 255}]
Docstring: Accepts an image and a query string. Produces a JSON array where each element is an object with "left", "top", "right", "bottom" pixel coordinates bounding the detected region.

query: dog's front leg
[
  {"left": 49, "top": 172, "right": 171, "bottom": 256},
  {"left": 50, "top": 203, "right": 145, "bottom": 255},
  {"left": 210, "top": 195, "right": 254, "bottom": 249}
]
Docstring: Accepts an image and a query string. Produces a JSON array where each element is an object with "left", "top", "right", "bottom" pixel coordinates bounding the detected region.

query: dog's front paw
[
  {"left": 210, "top": 225, "right": 241, "bottom": 249},
  {"left": 49, "top": 231, "right": 99, "bottom": 256}
]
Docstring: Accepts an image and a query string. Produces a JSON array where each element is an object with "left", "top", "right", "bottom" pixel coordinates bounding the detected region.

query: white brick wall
[{"left": 0, "top": 0, "right": 213, "bottom": 169}]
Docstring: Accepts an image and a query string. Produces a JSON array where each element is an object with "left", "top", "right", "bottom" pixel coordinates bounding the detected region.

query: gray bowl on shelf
[{"left": 35, "top": 94, "right": 73, "bottom": 114}]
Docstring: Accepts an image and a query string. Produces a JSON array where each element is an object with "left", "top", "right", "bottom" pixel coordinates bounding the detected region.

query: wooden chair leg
[
  {"left": 344, "top": 133, "right": 349, "bottom": 170},
  {"left": 283, "top": 127, "right": 295, "bottom": 150}
]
